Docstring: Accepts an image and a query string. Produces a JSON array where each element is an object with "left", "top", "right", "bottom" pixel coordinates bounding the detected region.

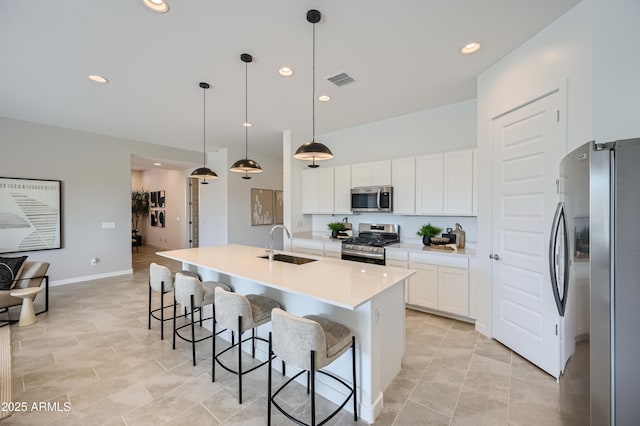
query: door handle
[{"left": 489, "top": 254, "right": 500, "bottom": 260}]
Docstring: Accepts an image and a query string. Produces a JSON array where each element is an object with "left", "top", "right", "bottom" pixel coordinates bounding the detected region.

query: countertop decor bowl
[{"left": 429, "top": 237, "right": 450, "bottom": 245}]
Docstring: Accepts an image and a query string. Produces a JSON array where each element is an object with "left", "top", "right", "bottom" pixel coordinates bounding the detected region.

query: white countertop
[
  {"left": 291, "top": 232, "right": 344, "bottom": 243},
  {"left": 387, "top": 242, "right": 476, "bottom": 257},
  {"left": 291, "top": 232, "right": 476, "bottom": 257},
  {"left": 157, "top": 244, "right": 415, "bottom": 310}
]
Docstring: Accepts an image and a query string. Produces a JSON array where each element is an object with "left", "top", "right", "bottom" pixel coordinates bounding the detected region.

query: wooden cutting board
[{"left": 430, "top": 244, "right": 457, "bottom": 252}]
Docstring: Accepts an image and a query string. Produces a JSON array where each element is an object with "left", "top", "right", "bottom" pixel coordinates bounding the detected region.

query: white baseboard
[{"left": 50, "top": 269, "right": 133, "bottom": 287}]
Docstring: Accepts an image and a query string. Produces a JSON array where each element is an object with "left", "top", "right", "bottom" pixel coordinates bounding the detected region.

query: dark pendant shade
[
  {"left": 295, "top": 9, "right": 333, "bottom": 167},
  {"left": 192, "top": 81, "right": 218, "bottom": 182},
  {"left": 230, "top": 158, "right": 263, "bottom": 173},
  {"left": 230, "top": 53, "right": 263, "bottom": 177},
  {"left": 190, "top": 167, "right": 218, "bottom": 179},
  {"left": 293, "top": 141, "right": 333, "bottom": 160}
]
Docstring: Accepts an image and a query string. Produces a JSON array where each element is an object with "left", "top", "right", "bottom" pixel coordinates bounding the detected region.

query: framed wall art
[
  {"left": 250, "top": 188, "right": 274, "bottom": 226},
  {"left": 274, "top": 190, "right": 283, "bottom": 225},
  {"left": 0, "top": 177, "right": 62, "bottom": 253}
]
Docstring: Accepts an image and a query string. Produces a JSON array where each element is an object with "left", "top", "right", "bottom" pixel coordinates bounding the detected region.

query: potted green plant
[
  {"left": 327, "top": 221, "right": 346, "bottom": 239},
  {"left": 416, "top": 223, "right": 442, "bottom": 246},
  {"left": 131, "top": 190, "right": 150, "bottom": 236}
]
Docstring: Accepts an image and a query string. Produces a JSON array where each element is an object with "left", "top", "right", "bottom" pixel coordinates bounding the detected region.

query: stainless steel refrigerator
[{"left": 552, "top": 138, "right": 640, "bottom": 425}]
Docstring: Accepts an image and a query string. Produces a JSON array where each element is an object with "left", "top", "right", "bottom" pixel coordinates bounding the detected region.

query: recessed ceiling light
[
  {"left": 318, "top": 95, "right": 331, "bottom": 102},
  {"left": 153, "top": 162, "right": 162, "bottom": 166},
  {"left": 460, "top": 42, "right": 482, "bottom": 55},
  {"left": 242, "top": 122, "right": 252, "bottom": 127},
  {"left": 142, "top": 0, "right": 169, "bottom": 13},
  {"left": 88, "top": 74, "right": 108, "bottom": 84},
  {"left": 278, "top": 67, "right": 294, "bottom": 77}
]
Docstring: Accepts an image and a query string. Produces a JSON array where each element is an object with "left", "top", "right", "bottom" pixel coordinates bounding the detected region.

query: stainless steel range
[{"left": 341, "top": 223, "right": 400, "bottom": 265}]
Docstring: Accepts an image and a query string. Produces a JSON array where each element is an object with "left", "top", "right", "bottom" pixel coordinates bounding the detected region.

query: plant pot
[
  {"left": 331, "top": 230, "right": 339, "bottom": 239},
  {"left": 422, "top": 235, "right": 431, "bottom": 246}
]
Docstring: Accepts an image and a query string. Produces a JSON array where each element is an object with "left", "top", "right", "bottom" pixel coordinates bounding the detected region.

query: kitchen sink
[{"left": 258, "top": 253, "right": 317, "bottom": 265}]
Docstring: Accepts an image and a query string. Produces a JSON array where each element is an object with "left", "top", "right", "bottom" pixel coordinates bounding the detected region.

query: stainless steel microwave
[{"left": 351, "top": 186, "right": 393, "bottom": 212}]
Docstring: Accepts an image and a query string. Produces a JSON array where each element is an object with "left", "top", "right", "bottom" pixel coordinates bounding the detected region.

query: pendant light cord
[
  {"left": 202, "top": 87, "right": 206, "bottom": 166},
  {"left": 245, "top": 60, "right": 249, "bottom": 159},
  {"left": 312, "top": 20, "right": 316, "bottom": 143}
]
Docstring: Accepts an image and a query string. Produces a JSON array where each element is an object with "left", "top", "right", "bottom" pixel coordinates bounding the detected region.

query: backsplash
[{"left": 311, "top": 214, "right": 477, "bottom": 246}]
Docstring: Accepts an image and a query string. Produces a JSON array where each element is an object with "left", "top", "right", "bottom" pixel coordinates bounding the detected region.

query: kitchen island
[{"left": 157, "top": 244, "right": 415, "bottom": 423}]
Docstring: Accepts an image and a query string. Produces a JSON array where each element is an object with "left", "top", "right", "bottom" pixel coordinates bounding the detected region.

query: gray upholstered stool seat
[
  {"left": 172, "top": 272, "right": 231, "bottom": 366},
  {"left": 268, "top": 308, "right": 357, "bottom": 426},
  {"left": 148, "top": 262, "right": 201, "bottom": 340},
  {"left": 213, "top": 287, "right": 283, "bottom": 404}
]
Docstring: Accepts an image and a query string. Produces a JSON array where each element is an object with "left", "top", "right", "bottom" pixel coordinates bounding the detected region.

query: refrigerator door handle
[{"left": 549, "top": 202, "right": 569, "bottom": 316}]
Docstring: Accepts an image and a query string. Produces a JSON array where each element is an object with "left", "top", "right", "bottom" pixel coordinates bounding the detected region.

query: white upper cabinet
[
  {"left": 333, "top": 165, "right": 352, "bottom": 214},
  {"left": 351, "top": 160, "right": 392, "bottom": 187},
  {"left": 302, "top": 167, "right": 334, "bottom": 214},
  {"left": 443, "top": 149, "right": 473, "bottom": 215},
  {"left": 351, "top": 163, "right": 371, "bottom": 188},
  {"left": 392, "top": 157, "right": 416, "bottom": 215},
  {"left": 301, "top": 149, "right": 476, "bottom": 217},
  {"left": 371, "top": 160, "right": 392, "bottom": 186},
  {"left": 415, "top": 153, "right": 444, "bottom": 215}
]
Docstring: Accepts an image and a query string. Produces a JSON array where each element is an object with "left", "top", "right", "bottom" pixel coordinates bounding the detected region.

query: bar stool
[
  {"left": 148, "top": 263, "right": 201, "bottom": 340},
  {"left": 268, "top": 308, "right": 357, "bottom": 426},
  {"left": 172, "top": 272, "right": 231, "bottom": 366},
  {"left": 212, "top": 287, "right": 282, "bottom": 404}
]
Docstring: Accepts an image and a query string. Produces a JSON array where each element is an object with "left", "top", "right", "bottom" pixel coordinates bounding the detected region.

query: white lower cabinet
[
  {"left": 386, "top": 256, "right": 409, "bottom": 303},
  {"left": 407, "top": 252, "right": 470, "bottom": 318},
  {"left": 407, "top": 263, "right": 438, "bottom": 309},
  {"left": 437, "top": 266, "right": 469, "bottom": 316}
]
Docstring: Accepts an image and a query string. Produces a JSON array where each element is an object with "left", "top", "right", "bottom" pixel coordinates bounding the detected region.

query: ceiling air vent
[{"left": 326, "top": 72, "right": 355, "bottom": 87}]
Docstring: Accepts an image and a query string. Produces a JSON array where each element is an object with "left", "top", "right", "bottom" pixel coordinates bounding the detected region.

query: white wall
[
  {"left": 591, "top": 0, "right": 640, "bottom": 141},
  {"left": 0, "top": 117, "right": 201, "bottom": 284},
  {"left": 318, "top": 100, "right": 477, "bottom": 165},
  {"left": 226, "top": 147, "right": 284, "bottom": 250},
  {"left": 199, "top": 149, "right": 229, "bottom": 247},
  {"left": 475, "top": 1, "right": 592, "bottom": 336},
  {"left": 140, "top": 168, "right": 191, "bottom": 250}
]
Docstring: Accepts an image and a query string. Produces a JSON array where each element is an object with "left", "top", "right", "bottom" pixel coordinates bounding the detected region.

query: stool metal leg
[
  {"left": 352, "top": 336, "right": 357, "bottom": 420},
  {"left": 172, "top": 295, "right": 177, "bottom": 349},
  {"left": 147, "top": 280, "right": 152, "bottom": 330},
  {"left": 267, "top": 332, "right": 272, "bottom": 426},
  {"left": 310, "top": 350, "right": 316, "bottom": 426},
  {"left": 160, "top": 281, "right": 165, "bottom": 340},
  {"left": 237, "top": 315, "right": 243, "bottom": 404},
  {"left": 212, "top": 314, "right": 216, "bottom": 382},
  {"left": 251, "top": 328, "right": 256, "bottom": 358},
  {"left": 190, "top": 294, "right": 196, "bottom": 366}
]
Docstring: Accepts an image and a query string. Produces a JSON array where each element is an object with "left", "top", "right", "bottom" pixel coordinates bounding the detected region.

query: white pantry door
[{"left": 491, "top": 90, "right": 564, "bottom": 378}]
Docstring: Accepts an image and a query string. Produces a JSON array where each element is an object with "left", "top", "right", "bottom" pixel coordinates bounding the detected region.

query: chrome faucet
[{"left": 269, "top": 224, "right": 291, "bottom": 261}]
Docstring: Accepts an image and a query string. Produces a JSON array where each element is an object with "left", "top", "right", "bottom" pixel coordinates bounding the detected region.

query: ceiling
[{"left": 0, "top": 0, "right": 580, "bottom": 170}]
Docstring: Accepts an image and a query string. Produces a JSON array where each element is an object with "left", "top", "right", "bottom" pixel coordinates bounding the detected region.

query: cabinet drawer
[
  {"left": 386, "top": 259, "right": 408, "bottom": 268},
  {"left": 323, "top": 242, "right": 342, "bottom": 254},
  {"left": 386, "top": 249, "right": 409, "bottom": 262},
  {"left": 409, "top": 252, "right": 468, "bottom": 269}
]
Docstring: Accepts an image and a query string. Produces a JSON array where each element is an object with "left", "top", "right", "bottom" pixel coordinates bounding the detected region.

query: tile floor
[{"left": 3, "top": 245, "right": 570, "bottom": 425}]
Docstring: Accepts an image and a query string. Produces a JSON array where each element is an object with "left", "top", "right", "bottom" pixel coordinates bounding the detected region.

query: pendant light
[
  {"left": 230, "top": 53, "right": 263, "bottom": 179},
  {"left": 190, "top": 82, "right": 218, "bottom": 184},
  {"left": 294, "top": 9, "right": 333, "bottom": 168}
]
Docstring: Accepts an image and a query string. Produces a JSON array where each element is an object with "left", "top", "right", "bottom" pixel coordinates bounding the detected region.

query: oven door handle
[{"left": 341, "top": 250, "right": 384, "bottom": 260}]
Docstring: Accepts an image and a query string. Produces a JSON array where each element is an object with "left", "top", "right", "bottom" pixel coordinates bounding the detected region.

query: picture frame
[
  {"left": 0, "top": 177, "right": 62, "bottom": 253},
  {"left": 251, "top": 188, "right": 274, "bottom": 226}
]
